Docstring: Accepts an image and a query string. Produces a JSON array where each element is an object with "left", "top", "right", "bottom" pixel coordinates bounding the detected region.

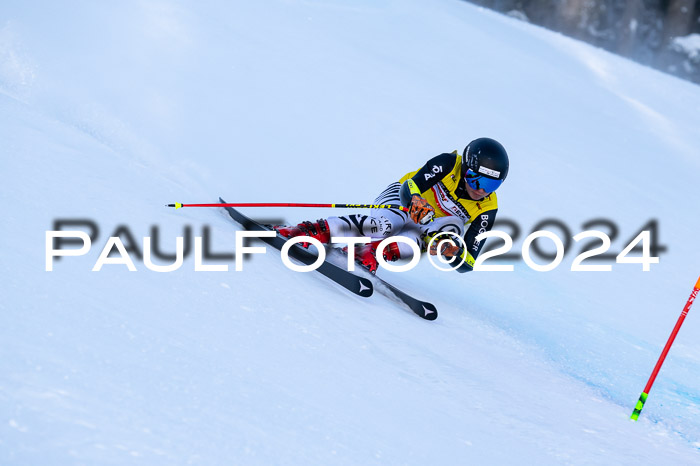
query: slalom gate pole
[
  {"left": 166, "top": 202, "right": 409, "bottom": 212},
  {"left": 630, "top": 275, "right": 700, "bottom": 421}
]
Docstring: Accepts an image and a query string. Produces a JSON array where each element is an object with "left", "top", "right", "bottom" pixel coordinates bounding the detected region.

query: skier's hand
[
  {"left": 409, "top": 195, "right": 435, "bottom": 225},
  {"left": 429, "top": 239, "right": 462, "bottom": 258}
]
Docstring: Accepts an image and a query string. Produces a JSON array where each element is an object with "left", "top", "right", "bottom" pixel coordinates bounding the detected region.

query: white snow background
[{"left": 2, "top": 0, "right": 700, "bottom": 464}]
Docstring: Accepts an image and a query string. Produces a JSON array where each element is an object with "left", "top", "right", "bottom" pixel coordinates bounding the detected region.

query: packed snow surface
[{"left": 2, "top": 0, "right": 700, "bottom": 464}]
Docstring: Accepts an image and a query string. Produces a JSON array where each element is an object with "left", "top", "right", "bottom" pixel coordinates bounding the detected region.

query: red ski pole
[
  {"left": 166, "top": 202, "right": 409, "bottom": 211},
  {"left": 630, "top": 275, "right": 700, "bottom": 421}
]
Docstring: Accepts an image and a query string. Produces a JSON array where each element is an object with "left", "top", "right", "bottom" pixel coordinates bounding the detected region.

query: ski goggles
[{"left": 464, "top": 169, "right": 504, "bottom": 193}]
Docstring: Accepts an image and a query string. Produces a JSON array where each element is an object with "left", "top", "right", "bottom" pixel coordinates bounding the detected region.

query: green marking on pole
[{"left": 630, "top": 392, "right": 648, "bottom": 421}]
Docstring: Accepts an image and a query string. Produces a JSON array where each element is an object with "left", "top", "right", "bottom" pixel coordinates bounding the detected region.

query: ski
[
  {"left": 373, "top": 275, "right": 438, "bottom": 321},
  {"left": 220, "top": 198, "right": 437, "bottom": 319},
  {"left": 219, "top": 198, "right": 373, "bottom": 298},
  {"left": 329, "top": 249, "right": 438, "bottom": 321}
]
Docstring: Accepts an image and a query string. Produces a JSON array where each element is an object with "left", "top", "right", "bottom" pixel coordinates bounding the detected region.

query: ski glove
[
  {"left": 428, "top": 237, "right": 462, "bottom": 257},
  {"left": 409, "top": 194, "right": 435, "bottom": 225}
]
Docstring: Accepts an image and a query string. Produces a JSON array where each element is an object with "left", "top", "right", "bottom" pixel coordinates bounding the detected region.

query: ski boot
[
  {"left": 274, "top": 219, "right": 330, "bottom": 248},
  {"left": 350, "top": 240, "right": 401, "bottom": 274}
]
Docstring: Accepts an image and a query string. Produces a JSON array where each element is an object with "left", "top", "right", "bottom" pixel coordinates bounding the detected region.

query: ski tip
[
  {"left": 421, "top": 304, "right": 438, "bottom": 321},
  {"left": 167, "top": 202, "right": 183, "bottom": 209},
  {"left": 358, "top": 279, "right": 373, "bottom": 297}
]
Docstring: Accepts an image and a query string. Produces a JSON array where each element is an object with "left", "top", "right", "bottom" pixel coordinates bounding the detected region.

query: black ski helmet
[{"left": 462, "top": 138, "right": 509, "bottom": 190}]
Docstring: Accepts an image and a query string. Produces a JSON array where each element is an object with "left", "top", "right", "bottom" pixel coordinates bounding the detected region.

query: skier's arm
[
  {"left": 398, "top": 153, "right": 458, "bottom": 205},
  {"left": 452, "top": 209, "right": 498, "bottom": 273},
  {"left": 433, "top": 209, "right": 497, "bottom": 273},
  {"left": 399, "top": 153, "right": 457, "bottom": 224}
]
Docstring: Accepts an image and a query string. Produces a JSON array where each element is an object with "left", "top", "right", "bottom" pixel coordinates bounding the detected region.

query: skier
[{"left": 275, "top": 137, "right": 509, "bottom": 273}]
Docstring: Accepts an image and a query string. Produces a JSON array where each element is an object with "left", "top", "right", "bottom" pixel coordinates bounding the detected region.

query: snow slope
[{"left": 2, "top": 0, "right": 700, "bottom": 464}]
